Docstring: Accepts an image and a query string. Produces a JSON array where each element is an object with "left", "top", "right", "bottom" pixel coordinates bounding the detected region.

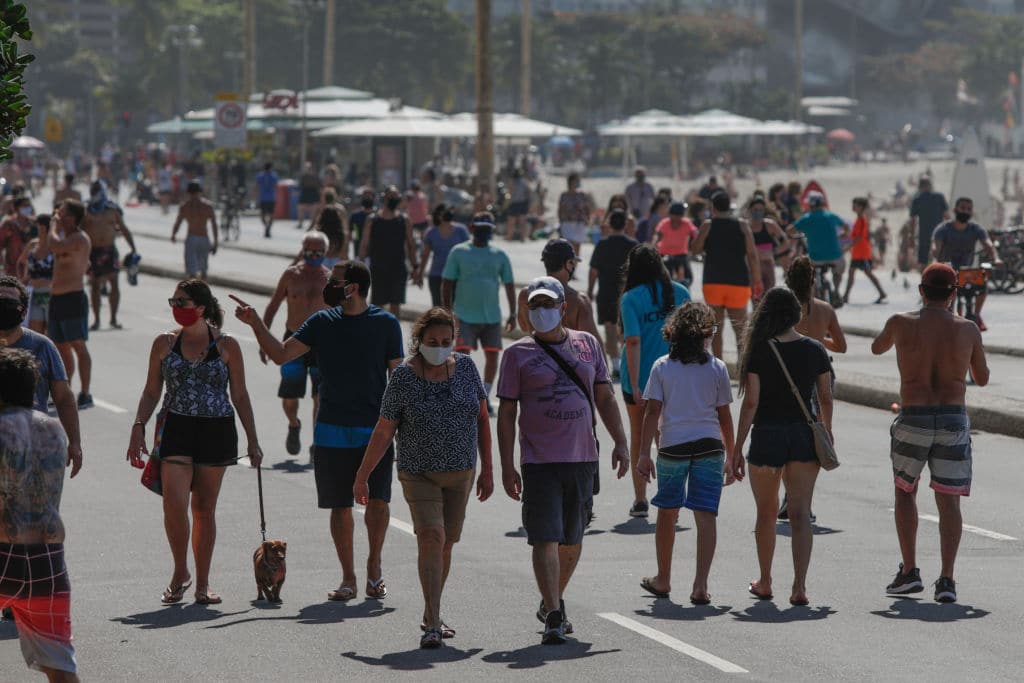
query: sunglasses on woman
[{"left": 168, "top": 297, "right": 194, "bottom": 307}]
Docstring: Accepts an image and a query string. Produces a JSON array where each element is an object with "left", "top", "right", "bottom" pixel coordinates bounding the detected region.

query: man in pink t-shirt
[
  {"left": 405, "top": 180, "right": 430, "bottom": 234},
  {"left": 497, "top": 276, "right": 628, "bottom": 645},
  {"left": 654, "top": 202, "right": 698, "bottom": 284}
]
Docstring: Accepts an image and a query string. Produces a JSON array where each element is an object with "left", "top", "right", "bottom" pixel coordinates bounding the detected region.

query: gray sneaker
[
  {"left": 541, "top": 609, "right": 566, "bottom": 645},
  {"left": 886, "top": 564, "right": 924, "bottom": 595},
  {"left": 629, "top": 501, "right": 649, "bottom": 518}
]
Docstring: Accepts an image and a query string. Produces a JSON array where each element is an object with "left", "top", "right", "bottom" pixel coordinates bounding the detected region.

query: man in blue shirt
[
  {"left": 256, "top": 162, "right": 279, "bottom": 238},
  {"left": 791, "top": 191, "right": 849, "bottom": 296},
  {"left": 235, "top": 260, "right": 404, "bottom": 602}
]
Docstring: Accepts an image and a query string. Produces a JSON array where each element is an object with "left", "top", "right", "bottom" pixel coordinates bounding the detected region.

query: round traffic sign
[{"left": 217, "top": 102, "right": 245, "bottom": 129}]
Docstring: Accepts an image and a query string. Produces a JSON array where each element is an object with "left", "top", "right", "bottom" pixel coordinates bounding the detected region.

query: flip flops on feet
[
  {"left": 640, "top": 577, "right": 670, "bottom": 598},
  {"left": 366, "top": 578, "right": 388, "bottom": 599},
  {"left": 420, "top": 628, "right": 444, "bottom": 649},
  {"left": 327, "top": 585, "right": 357, "bottom": 601},
  {"left": 195, "top": 590, "right": 222, "bottom": 605},
  {"left": 421, "top": 621, "right": 455, "bottom": 638},
  {"left": 749, "top": 581, "right": 773, "bottom": 600},
  {"left": 160, "top": 579, "right": 192, "bottom": 604}
]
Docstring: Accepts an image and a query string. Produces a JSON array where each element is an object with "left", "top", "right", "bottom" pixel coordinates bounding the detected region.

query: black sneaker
[
  {"left": 886, "top": 563, "right": 924, "bottom": 595},
  {"left": 629, "top": 501, "right": 649, "bottom": 518},
  {"left": 536, "top": 600, "right": 573, "bottom": 634},
  {"left": 286, "top": 421, "right": 301, "bottom": 456},
  {"left": 541, "top": 609, "right": 566, "bottom": 645},
  {"left": 777, "top": 496, "right": 789, "bottom": 520},
  {"left": 77, "top": 393, "right": 93, "bottom": 409},
  {"left": 934, "top": 576, "right": 957, "bottom": 603},
  {"left": 309, "top": 445, "right": 316, "bottom": 464},
  {"left": 486, "top": 400, "right": 495, "bottom": 417}
]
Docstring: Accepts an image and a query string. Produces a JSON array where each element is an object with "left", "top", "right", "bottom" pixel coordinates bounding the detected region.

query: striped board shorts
[
  {"left": 890, "top": 406, "right": 972, "bottom": 497},
  {"left": 0, "top": 543, "right": 77, "bottom": 675}
]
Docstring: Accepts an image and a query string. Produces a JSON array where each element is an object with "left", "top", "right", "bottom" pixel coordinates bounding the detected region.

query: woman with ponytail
[
  {"left": 126, "top": 278, "right": 262, "bottom": 606},
  {"left": 784, "top": 256, "right": 847, "bottom": 354},
  {"left": 733, "top": 287, "right": 833, "bottom": 607}
]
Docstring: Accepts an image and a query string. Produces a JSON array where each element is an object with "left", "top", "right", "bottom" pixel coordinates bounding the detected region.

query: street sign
[
  {"left": 214, "top": 92, "right": 247, "bottom": 149},
  {"left": 44, "top": 116, "right": 63, "bottom": 143}
]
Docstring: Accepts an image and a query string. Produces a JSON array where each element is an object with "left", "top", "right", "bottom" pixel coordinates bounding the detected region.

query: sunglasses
[
  {"left": 303, "top": 250, "right": 325, "bottom": 258},
  {"left": 168, "top": 297, "right": 194, "bottom": 307},
  {"left": 704, "top": 325, "right": 719, "bottom": 337}
]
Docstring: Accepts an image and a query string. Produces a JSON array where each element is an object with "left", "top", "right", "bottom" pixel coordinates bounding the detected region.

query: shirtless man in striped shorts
[{"left": 871, "top": 263, "right": 989, "bottom": 604}]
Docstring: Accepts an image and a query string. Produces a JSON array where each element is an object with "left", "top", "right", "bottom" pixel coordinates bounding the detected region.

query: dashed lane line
[
  {"left": 92, "top": 398, "right": 129, "bottom": 414},
  {"left": 597, "top": 612, "right": 748, "bottom": 674}
]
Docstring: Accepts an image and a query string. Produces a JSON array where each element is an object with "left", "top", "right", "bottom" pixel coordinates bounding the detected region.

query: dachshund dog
[{"left": 253, "top": 540, "right": 287, "bottom": 603}]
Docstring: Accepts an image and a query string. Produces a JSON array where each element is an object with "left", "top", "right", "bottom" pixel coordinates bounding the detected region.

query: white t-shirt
[{"left": 642, "top": 353, "right": 733, "bottom": 448}]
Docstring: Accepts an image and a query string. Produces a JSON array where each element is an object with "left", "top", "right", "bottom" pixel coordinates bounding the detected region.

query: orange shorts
[{"left": 703, "top": 283, "right": 751, "bottom": 309}]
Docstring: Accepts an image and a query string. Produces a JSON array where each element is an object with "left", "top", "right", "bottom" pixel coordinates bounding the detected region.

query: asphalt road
[{"left": 2, "top": 272, "right": 1023, "bottom": 681}]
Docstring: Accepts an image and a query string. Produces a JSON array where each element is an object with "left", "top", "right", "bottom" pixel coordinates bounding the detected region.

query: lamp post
[
  {"left": 292, "top": 0, "right": 324, "bottom": 172},
  {"left": 166, "top": 24, "right": 202, "bottom": 117}
]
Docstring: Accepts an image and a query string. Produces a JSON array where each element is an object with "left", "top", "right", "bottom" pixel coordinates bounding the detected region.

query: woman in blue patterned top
[
  {"left": 355, "top": 307, "right": 494, "bottom": 649},
  {"left": 126, "top": 279, "right": 262, "bottom": 607}
]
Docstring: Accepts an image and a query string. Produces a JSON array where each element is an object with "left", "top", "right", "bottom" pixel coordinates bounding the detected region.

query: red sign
[{"left": 263, "top": 91, "right": 298, "bottom": 110}]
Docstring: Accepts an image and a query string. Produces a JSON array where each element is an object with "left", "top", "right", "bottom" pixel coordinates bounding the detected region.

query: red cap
[{"left": 921, "top": 263, "right": 956, "bottom": 290}]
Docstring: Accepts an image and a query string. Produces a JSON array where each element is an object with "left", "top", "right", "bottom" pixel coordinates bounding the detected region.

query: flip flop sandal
[
  {"left": 640, "top": 577, "right": 670, "bottom": 599},
  {"left": 160, "top": 579, "right": 192, "bottom": 605},
  {"left": 748, "top": 581, "right": 773, "bottom": 600},
  {"left": 420, "top": 628, "right": 443, "bottom": 649},
  {"left": 366, "top": 578, "right": 388, "bottom": 599},
  {"left": 421, "top": 620, "right": 456, "bottom": 638},
  {"left": 194, "top": 591, "right": 222, "bottom": 605},
  {"left": 789, "top": 596, "right": 810, "bottom": 607},
  {"left": 690, "top": 594, "right": 712, "bottom": 606},
  {"left": 327, "top": 586, "right": 357, "bottom": 601}
]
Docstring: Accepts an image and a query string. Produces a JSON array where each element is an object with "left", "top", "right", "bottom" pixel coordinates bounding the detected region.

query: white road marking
[
  {"left": 92, "top": 398, "right": 129, "bottom": 414},
  {"left": 597, "top": 612, "right": 748, "bottom": 674},
  {"left": 888, "top": 508, "right": 1017, "bottom": 541},
  {"left": 353, "top": 506, "right": 415, "bottom": 536}
]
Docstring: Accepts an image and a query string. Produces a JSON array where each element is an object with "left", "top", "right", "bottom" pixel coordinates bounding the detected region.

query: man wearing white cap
[{"left": 497, "top": 276, "right": 629, "bottom": 645}]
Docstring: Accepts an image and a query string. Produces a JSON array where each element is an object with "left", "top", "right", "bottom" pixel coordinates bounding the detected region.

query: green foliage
[{"left": 0, "top": 0, "right": 34, "bottom": 162}]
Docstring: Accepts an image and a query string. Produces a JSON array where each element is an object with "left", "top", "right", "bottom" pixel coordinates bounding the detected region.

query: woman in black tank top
[{"left": 358, "top": 187, "right": 418, "bottom": 316}]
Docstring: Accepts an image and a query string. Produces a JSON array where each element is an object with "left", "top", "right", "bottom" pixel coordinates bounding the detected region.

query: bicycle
[
  {"left": 813, "top": 262, "right": 842, "bottom": 308},
  {"left": 955, "top": 263, "right": 991, "bottom": 326},
  {"left": 988, "top": 228, "right": 1024, "bottom": 294}
]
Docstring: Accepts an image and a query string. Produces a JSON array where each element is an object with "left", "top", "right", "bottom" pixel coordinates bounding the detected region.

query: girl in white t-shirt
[{"left": 635, "top": 302, "right": 737, "bottom": 604}]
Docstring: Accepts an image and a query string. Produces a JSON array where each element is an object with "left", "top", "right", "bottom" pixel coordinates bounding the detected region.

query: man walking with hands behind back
[
  {"left": 872, "top": 264, "right": 989, "bottom": 604},
  {"left": 497, "top": 276, "right": 629, "bottom": 645}
]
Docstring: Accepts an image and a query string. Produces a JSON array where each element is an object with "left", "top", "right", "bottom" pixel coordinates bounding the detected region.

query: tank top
[
  {"left": 368, "top": 214, "right": 408, "bottom": 273},
  {"left": 27, "top": 251, "right": 54, "bottom": 280},
  {"left": 160, "top": 325, "right": 234, "bottom": 418},
  {"left": 703, "top": 217, "right": 750, "bottom": 286},
  {"left": 752, "top": 222, "right": 774, "bottom": 250}
]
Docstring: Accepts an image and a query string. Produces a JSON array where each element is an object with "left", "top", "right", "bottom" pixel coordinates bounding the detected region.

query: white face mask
[
  {"left": 529, "top": 306, "right": 562, "bottom": 334},
  {"left": 419, "top": 344, "right": 453, "bottom": 366}
]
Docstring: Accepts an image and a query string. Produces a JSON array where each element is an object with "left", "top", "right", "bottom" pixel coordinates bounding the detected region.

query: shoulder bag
[{"left": 767, "top": 340, "right": 839, "bottom": 471}]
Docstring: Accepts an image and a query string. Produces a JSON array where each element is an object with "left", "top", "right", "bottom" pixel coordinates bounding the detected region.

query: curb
[
  {"left": 843, "top": 325, "right": 1024, "bottom": 358},
  {"left": 140, "top": 263, "right": 1024, "bottom": 439}
]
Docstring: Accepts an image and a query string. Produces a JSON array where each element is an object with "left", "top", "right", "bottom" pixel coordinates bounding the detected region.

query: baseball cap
[
  {"left": 807, "top": 191, "right": 825, "bottom": 208},
  {"left": 669, "top": 201, "right": 686, "bottom": 216},
  {"left": 526, "top": 276, "right": 565, "bottom": 304},
  {"left": 921, "top": 263, "right": 956, "bottom": 291},
  {"left": 541, "top": 239, "right": 577, "bottom": 267}
]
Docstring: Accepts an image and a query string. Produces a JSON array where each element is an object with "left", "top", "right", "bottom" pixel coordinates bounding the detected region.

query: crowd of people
[{"left": 0, "top": 157, "right": 1001, "bottom": 677}]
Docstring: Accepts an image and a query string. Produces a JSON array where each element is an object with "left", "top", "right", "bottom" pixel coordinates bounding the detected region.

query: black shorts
[
  {"left": 521, "top": 461, "right": 597, "bottom": 546},
  {"left": 370, "top": 271, "right": 407, "bottom": 306},
  {"left": 508, "top": 200, "right": 529, "bottom": 217},
  {"left": 48, "top": 291, "right": 89, "bottom": 344},
  {"left": 159, "top": 413, "right": 238, "bottom": 466},
  {"left": 313, "top": 444, "right": 394, "bottom": 509},
  {"left": 596, "top": 295, "right": 618, "bottom": 325},
  {"left": 278, "top": 330, "right": 320, "bottom": 399},
  {"left": 850, "top": 258, "right": 873, "bottom": 271},
  {"left": 260, "top": 200, "right": 276, "bottom": 216},
  {"left": 746, "top": 421, "right": 817, "bottom": 468}
]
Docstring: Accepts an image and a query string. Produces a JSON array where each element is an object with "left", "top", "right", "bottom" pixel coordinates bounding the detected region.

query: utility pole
[
  {"left": 300, "top": 6, "right": 310, "bottom": 171},
  {"left": 849, "top": 12, "right": 857, "bottom": 100},
  {"left": 520, "top": 0, "right": 531, "bottom": 116},
  {"left": 323, "top": 0, "right": 336, "bottom": 86},
  {"left": 476, "top": 0, "right": 495, "bottom": 201},
  {"left": 793, "top": 0, "right": 803, "bottom": 121},
  {"left": 244, "top": 0, "right": 256, "bottom": 96}
]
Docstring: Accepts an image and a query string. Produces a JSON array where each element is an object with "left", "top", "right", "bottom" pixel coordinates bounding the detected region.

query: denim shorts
[{"left": 747, "top": 421, "right": 817, "bottom": 468}]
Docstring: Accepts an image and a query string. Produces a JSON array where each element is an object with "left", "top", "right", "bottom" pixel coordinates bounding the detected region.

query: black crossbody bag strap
[{"left": 533, "top": 334, "right": 599, "bottom": 449}]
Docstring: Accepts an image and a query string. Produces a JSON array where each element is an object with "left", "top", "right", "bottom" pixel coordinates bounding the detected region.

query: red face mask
[{"left": 172, "top": 306, "right": 201, "bottom": 327}]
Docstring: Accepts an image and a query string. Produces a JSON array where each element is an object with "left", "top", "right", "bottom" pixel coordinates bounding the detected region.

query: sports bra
[{"left": 27, "top": 251, "right": 54, "bottom": 280}]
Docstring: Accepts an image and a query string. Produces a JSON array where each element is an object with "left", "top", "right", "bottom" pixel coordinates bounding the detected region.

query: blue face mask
[{"left": 304, "top": 256, "right": 325, "bottom": 268}]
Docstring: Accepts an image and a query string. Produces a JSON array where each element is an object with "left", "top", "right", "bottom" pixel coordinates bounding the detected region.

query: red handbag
[{"left": 140, "top": 410, "right": 168, "bottom": 495}]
